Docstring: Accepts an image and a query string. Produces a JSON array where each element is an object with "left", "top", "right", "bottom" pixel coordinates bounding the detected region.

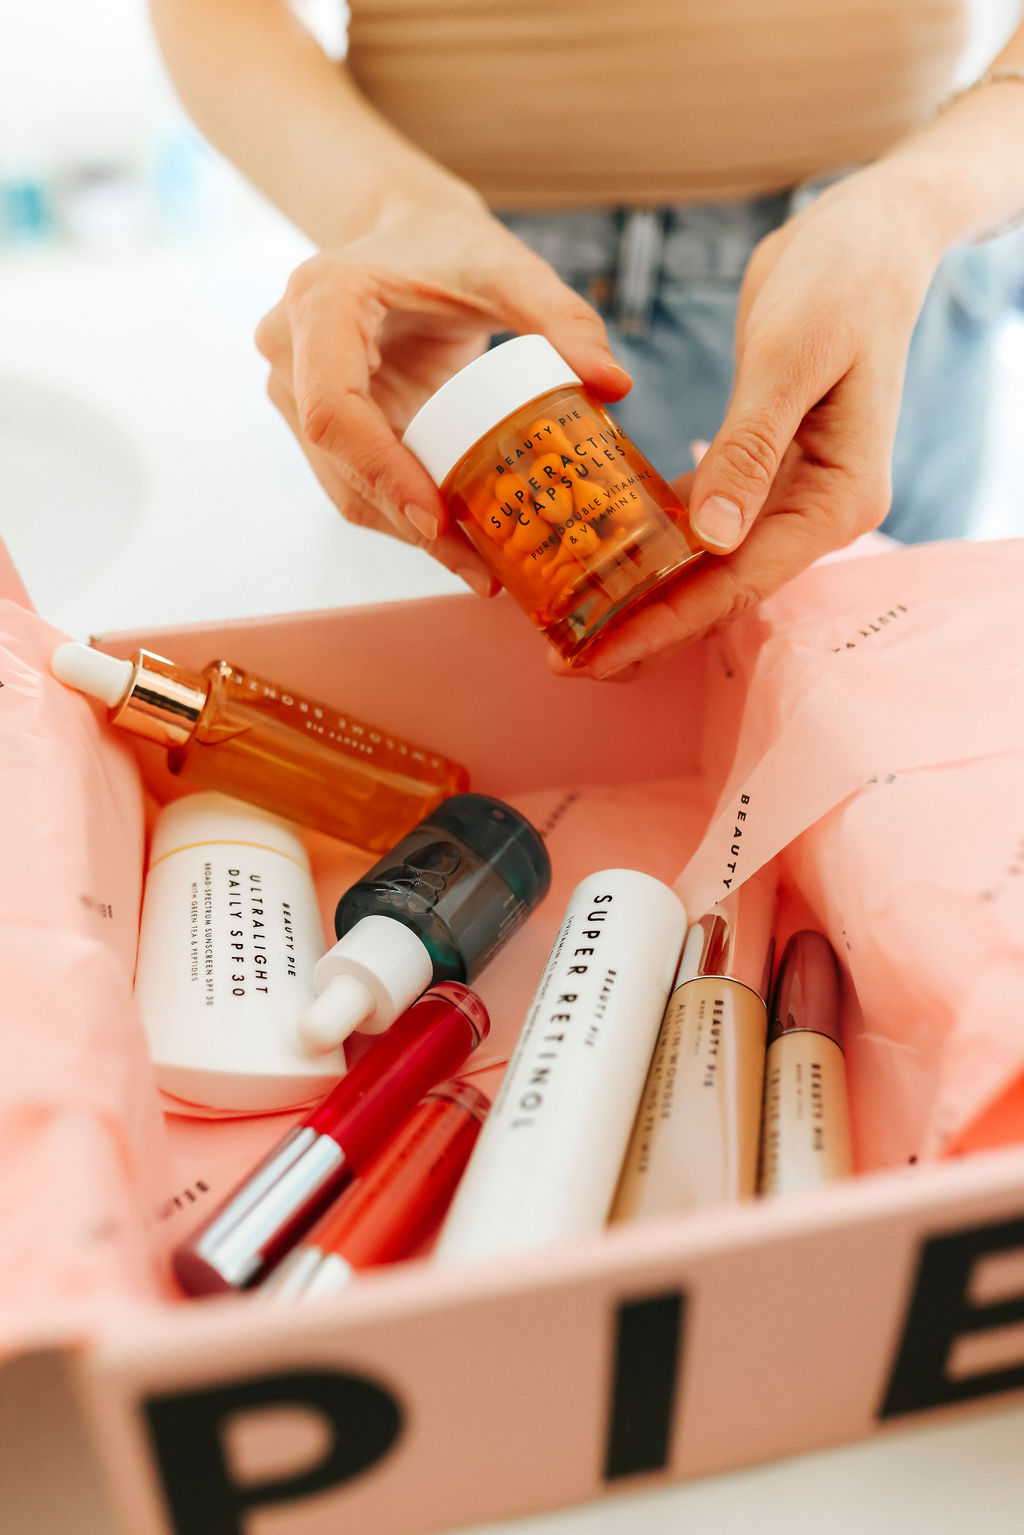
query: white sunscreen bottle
[{"left": 134, "top": 792, "right": 336, "bottom": 1113}]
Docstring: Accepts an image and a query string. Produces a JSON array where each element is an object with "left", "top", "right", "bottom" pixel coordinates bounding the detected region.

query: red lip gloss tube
[
  {"left": 261, "top": 1079, "right": 489, "bottom": 1301},
  {"left": 172, "top": 984, "right": 489, "bottom": 1296}
]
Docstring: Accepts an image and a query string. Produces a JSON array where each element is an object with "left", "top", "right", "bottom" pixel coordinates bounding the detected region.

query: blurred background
[
  {"left": 2, "top": 0, "right": 1022, "bottom": 641},
  {"left": 0, "top": 0, "right": 469, "bottom": 639}
]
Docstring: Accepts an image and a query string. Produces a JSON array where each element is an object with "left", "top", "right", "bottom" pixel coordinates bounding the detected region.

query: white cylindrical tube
[
  {"left": 134, "top": 792, "right": 336, "bottom": 1113},
  {"left": 611, "top": 867, "right": 777, "bottom": 1220},
  {"left": 759, "top": 930, "right": 853, "bottom": 1196},
  {"left": 435, "top": 869, "right": 687, "bottom": 1262}
]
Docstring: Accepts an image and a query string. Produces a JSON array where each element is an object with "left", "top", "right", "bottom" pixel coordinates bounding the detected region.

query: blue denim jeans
[{"left": 501, "top": 194, "right": 1024, "bottom": 542}]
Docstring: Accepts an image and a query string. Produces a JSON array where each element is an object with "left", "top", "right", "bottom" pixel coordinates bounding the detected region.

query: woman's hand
[
  {"left": 562, "top": 161, "right": 951, "bottom": 679},
  {"left": 255, "top": 205, "right": 631, "bottom": 594}
]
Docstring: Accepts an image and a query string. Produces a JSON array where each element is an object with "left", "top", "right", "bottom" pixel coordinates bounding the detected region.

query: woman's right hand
[{"left": 255, "top": 205, "right": 632, "bottom": 594}]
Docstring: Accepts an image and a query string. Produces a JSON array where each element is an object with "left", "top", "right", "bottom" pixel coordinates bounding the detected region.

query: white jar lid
[
  {"left": 149, "top": 791, "right": 311, "bottom": 870},
  {"left": 402, "top": 334, "right": 581, "bottom": 487}
]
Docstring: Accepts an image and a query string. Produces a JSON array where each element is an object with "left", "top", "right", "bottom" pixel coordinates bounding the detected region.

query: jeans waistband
[{"left": 500, "top": 192, "right": 795, "bottom": 332}]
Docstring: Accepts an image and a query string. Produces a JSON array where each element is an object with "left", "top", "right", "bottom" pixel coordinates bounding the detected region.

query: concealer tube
[
  {"left": 611, "top": 868, "right": 776, "bottom": 1221},
  {"left": 759, "top": 930, "right": 852, "bottom": 1197}
]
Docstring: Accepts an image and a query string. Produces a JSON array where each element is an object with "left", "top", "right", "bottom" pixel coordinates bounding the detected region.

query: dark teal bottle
[{"left": 335, "top": 793, "right": 551, "bottom": 980}]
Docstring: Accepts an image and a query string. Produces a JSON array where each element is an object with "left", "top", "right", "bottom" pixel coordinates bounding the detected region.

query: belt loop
[{"left": 614, "top": 208, "right": 666, "bottom": 336}]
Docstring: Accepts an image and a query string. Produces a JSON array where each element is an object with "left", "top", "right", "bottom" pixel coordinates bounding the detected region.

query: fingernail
[
  {"left": 690, "top": 439, "right": 710, "bottom": 466},
  {"left": 405, "top": 503, "right": 440, "bottom": 540},
  {"left": 606, "top": 361, "right": 633, "bottom": 382},
  {"left": 694, "top": 495, "right": 743, "bottom": 550},
  {"left": 590, "top": 650, "right": 639, "bottom": 680},
  {"left": 596, "top": 661, "right": 643, "bottom": 682},
  {"left": 457, "top": 566, "right": 495, "bottom": 598}
]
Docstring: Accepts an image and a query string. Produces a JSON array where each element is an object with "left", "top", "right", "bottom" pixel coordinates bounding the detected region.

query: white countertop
[
  {"left": 0, "top": 233, "right": 467, "bottom": 642},
  {"left": 462, "top": 1400, "right": 1024, "bottom": 1535}
]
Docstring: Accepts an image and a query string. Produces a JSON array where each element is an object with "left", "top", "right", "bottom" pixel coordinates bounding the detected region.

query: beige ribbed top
[{"left": 346, "top": 0, "right": 999, "bottom": 208}]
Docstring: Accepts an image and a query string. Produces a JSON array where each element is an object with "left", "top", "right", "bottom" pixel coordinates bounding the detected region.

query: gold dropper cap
[
  {"left": 53, "top": 642, "right": 208, "bottom": 749},
  {"left": 109, "top": 650, "right": 208, "bottom": 746}
]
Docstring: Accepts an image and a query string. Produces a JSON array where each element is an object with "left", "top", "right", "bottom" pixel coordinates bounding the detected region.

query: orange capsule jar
[{"left": 403, "top": 335, "right": 704, "bottom": 665}]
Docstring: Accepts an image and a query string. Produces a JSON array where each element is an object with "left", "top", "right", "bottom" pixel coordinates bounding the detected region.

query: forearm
[
  {"left": 148, "top": 0, "right": 485, "bottom": 247},
  {"left": 875, "top": 23, "right": 1024, "bottom": 248}
]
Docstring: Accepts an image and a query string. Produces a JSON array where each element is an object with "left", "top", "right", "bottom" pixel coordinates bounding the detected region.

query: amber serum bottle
[
  {"left": 611, "top": 868, "right": 777, "bottom": 1220},
  {"left": 51, "top": 642, "right": 468, "bottom": 851},
  {"left": 403, "top": 335, "right": 704, "bottom": 665}
]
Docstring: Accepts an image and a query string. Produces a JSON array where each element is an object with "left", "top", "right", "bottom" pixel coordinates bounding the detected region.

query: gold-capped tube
[
  {"left": 687, "top": 866, "right": 777, "bottom": 999},
  {"left": 611, "top": 866, "right": 777, "bottom": 1222}
]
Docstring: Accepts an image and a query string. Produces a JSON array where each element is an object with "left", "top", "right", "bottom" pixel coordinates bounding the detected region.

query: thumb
[
  {"left": 689, "top": 366, "right": 814, "bottom": 553},
  {"left": 500, "top": 262, "right": 633, "bottom": 401}
]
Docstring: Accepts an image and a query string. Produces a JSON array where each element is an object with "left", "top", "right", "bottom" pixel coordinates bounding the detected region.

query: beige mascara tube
[{"left": 611, "top": 868, "right": 776, "bottom": 1221}]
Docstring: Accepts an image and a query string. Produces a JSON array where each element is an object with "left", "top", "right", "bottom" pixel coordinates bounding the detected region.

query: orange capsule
[
  {"left": 527, "top": 418, "right": 575, "bottom": 457},
  {"left": 472, "top": 499, "right": 515, "bottom": 543},
  {"left": 492, "top": 470, "right": 531, "bottom": 507},
  {"left": 537, "top": 484, "right": 574, "bottom": 525},
  {"left": 562, "top": 521, "right": 600, "bottom": 558},
  {"left": 572, "top": 479, "right": 612, "bottom": 519},
  {"left": 540, "top": 538, "right": 575, "bottom": 577},
  {"left": 545, "top": 561, "right": 588, "bottom": 612},
  {"left": 529, "top": 451, "right": 568, "bottom": 484},
  {"left": 508, "top": 506, "right": 553, "bottom": 560},
  {"left": 571, "top": 414, "right": 606, "bottom": 446}
]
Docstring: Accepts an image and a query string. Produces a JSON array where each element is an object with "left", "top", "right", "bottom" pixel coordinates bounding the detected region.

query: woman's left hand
[{"left": 561, "top": 160, "right": 950, "bottom": 679}]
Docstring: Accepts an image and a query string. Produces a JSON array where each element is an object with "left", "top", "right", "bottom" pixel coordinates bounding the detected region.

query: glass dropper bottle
[{"left": 51, "top": 642, "right": 469, "bottom": 852}]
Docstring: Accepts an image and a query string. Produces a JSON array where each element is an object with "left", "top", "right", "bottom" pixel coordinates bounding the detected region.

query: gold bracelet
[
  {"left": 934, "top": 65, "right": 1024, "bottom": 117},
  {"left": 930, "top": 67, "right": 1024, "bottom": 239}
]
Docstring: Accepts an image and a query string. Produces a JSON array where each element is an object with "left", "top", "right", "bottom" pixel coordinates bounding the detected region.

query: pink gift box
[{"left": 4, "top": 535, "right": 1024, "bottom": 1535}]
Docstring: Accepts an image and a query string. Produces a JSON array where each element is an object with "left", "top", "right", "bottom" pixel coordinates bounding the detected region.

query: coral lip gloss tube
[
  {"left": 759, "top": 931, "right": 853, "bottom": 1196},
  {"left": 261, "top": 1080, "right": 489, "bottom": 1301},
  {"left": 172, "top": 984, "right": 489, "bottom": 1296}
]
